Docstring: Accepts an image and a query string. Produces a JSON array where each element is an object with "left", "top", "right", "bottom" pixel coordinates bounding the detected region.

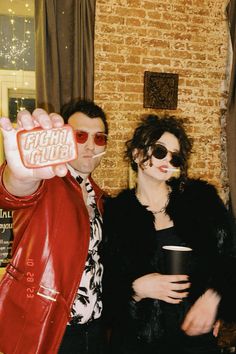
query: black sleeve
[
  {"left": 173, "top": 180, "right": 236, "bottom": 322},
  {"left": 195, "top": 182, "right": 236, "bottom": 322}
]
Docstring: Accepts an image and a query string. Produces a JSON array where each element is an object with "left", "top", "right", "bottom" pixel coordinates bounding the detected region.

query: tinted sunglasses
[
  {"left": 75, "top": 130, "right": 107, "bottom": 146},
  {"left": 152, "top": 144, "right": 183, "bottom": 167}
]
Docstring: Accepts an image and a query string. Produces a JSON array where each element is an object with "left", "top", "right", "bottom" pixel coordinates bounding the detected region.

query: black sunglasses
[{"left": 152, "top": 144, "right": 183, "bottom": 168}]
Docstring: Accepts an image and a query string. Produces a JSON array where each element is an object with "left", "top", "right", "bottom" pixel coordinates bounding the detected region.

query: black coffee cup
[{"left": 162, "top": 245, "right": 192, "bottom": 275}]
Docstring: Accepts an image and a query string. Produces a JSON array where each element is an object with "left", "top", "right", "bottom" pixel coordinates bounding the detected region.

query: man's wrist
[{"left": 3, "top": 165, "right": 40, "bottom": 197}]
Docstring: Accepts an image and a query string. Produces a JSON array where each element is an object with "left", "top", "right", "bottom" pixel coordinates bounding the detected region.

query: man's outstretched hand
[{"left": 0, "top": 109, "right": 68, "bottom": 196}]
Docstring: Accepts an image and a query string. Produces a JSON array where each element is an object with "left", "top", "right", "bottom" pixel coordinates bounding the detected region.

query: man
[{"left": 0, "top": 99, "right": 108, "bottom": 354}]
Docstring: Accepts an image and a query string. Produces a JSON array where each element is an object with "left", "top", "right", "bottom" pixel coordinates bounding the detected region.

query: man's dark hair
[{"left": 60, "top": 99, "right": 108, "bottom": 134}]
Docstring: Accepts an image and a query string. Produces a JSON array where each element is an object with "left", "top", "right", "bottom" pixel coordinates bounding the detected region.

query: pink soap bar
[{"left": 17, "top": 125, "right": 78, "bottom": 168}]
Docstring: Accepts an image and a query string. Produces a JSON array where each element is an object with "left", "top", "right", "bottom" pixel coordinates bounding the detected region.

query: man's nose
[{"left": 85, "top": 134, "right": 95, "bottom": 149}]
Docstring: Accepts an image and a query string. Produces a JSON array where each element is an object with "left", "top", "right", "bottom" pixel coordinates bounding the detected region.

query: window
[
  {"left": 0, "top": 0, "right": 35, "bottom": 120},
  {"left": 0, "top": 1, "right": 35, "bottom": 272},
  {"left": 8, "top": 88, "right": 35, "bottom": 122}
]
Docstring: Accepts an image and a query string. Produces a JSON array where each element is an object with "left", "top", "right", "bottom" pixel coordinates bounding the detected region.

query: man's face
[{"left": 68, "top": 112, "right": 106, "bottom": 177}]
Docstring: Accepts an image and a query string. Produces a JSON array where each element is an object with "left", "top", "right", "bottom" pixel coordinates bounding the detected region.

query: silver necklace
[
  {"left": 150, "top": 198, "right": 169, "bottom": 215},
  {"left": 136, "top": 187, "right": 170, "bottom": 216},
  {"left": 151, "top": 205, "right": 167, "bottom": 215}
]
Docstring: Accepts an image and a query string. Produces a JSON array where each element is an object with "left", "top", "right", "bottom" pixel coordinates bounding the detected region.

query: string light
[
  {"left": 0, "top": 1, "right": 32, "bottom": 66},
  {"left": 0, "top": 0, "right": 34, "bottom": 119}
]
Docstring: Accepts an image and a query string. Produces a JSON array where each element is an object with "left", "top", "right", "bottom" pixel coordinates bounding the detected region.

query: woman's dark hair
[
  {"left": 125, "top": 114, "right": 193, "bottom": 179},
  {"left": 60, "top": 98, "right": 108, "bottom": 134}
]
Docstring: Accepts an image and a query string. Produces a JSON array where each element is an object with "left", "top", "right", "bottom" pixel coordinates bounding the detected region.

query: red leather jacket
[{"left": 0, "top": 163, "right": 105, "bottom": 354}]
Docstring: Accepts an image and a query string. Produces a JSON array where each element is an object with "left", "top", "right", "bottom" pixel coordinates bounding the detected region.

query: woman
[{"left": 102, "top": 115, "right": 236, "bottom": 354}]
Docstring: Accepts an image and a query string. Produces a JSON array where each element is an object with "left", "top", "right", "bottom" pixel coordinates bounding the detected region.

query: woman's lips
[{"left": 159, "top": 166, "right": 168, "bottom": 173}]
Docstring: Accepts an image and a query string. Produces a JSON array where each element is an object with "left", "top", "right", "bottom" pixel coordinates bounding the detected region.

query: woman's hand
[
  {"left": 132, "top": 272, "right": 190, "bottom": 304},
  {"left": 181, "top": 289, "right": 221, "bottom": 336}
]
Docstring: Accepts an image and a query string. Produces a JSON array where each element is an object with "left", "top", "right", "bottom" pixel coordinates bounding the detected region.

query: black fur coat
[{"left": 102, "top": 178, "right": 236, "bottom": 343}]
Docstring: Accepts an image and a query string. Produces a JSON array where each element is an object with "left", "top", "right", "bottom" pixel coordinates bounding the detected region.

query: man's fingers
[
  {"left": 49, "top": 113, "right": 65, "bottom": 127},
  {"left": 0, "top": 117, "right": 13, "bottom": 132},
  {"left": 31, "top": 164, "right": 67, "bottom": 180},
  {"left": 16, "top": 109, "right": 65, "bottom": 132},
  {"left": 17, "top": 109, "right": 64, "bottom": 131},
  {"left": 53, "top": 164, "right": 68, "bottom": 177},
  {"left": 0, "top": 118, "right": 17, "bottom": 146},
  {"left": 17, "top": 110, "right": 36, "bottom": 130},
  {"left": 31, "top": 108, "right": 53, "bottom": 129}
]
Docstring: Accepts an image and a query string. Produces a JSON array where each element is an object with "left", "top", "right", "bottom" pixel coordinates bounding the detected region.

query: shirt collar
[{"left": 67, "top": 164, "right": 86, "bottom": 184}]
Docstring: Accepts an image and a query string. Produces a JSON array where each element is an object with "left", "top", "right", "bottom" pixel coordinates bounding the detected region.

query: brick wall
[{"left": 93, "top": 0, "right": 230, "bottom": 202}]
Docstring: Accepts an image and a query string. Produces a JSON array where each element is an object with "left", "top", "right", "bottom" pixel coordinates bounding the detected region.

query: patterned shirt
[{"left": 68, "top": 168, "right": 103, "bottom": 325}]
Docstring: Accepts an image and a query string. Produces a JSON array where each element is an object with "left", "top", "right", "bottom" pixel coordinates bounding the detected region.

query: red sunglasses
[{"left": 75, "top": 130, "right": 107, "bottom": 146}]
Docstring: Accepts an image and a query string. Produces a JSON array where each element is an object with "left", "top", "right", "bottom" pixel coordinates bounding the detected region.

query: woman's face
[{"left": 138, "top": 132, "right": 181, "bottom": 182}]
